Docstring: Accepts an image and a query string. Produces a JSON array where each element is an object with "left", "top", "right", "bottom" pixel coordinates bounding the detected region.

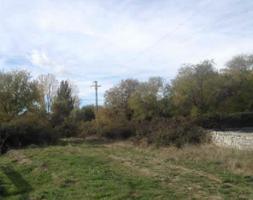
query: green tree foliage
[
  {"left": 52, "top": 80, "right": 75, "bottom": 125},
  {"left": 226, "top": 54, "right": 253, "bottom": 72},
  {"left": 0, "top": 70, "right": 40, "bottom": 120},
  {"left": 128, "top": 77, "right": 170, "bottom": 121},
  {"left": 216, "top": 55, "right": 253, "bottom": 113},
  {"left": 104, "top": 79, "right": 139, "bottom": 120},
  {"left": 95, "top": 107, "right": 134, "bottom": 139},
  {"left": 170, "top": 60, "right": 219, "bottom": 116},
  {"left": 104, "top": 77, "right": 171, "bottom": 122},
  {"left": 72, "top": 105, "right": 95, "bottom": 122},
  {"left": 0, "top": 112, "right": 56, "bottom": 154},
  {"left": 0, "top": 70, "right": 56, "bottom": 153},
  {"left": 3, "top": 53, "right": 253, "bottom": 152}
]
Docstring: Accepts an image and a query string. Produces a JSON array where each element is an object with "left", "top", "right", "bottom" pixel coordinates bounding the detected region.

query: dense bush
[
  {"left": 98, "top": 122, "right": 134, "bottom": 139},
  {"left": 79, "top": 120, "right": 134, "bottom": 140},
  {"left": 134, "top": 117, "right": 208, "bottom": 148},
  {"left": 83, "top": 107, "right": 208, "bottom": 145},
  {"left": 79, "top": 121, "right": 98, "bottom": 137},
  {"left": 196, "top": 112, "right": 253, "bottom": 129},
  {"left": 54, "top": 115, "right": 81, "bottom": 138},
  {"left": 81, "top": 108, "right": 134, "bottom": 139},
  {"left": 73, "top": 106, "right": 95, "bottom": 122},
  {"left": 0, "top": 113, "right": 57, "bottom": 154},
  {"left": 63, "top": 106, "right": 96, "bottom": 138}
]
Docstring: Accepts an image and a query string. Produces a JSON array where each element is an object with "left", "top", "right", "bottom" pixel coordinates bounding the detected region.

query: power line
[
  {"left": 177, "top": 1, "right": 251, "bottom": 46},
  {"left": 114, "top": 0, "right": 247, "bottom": 70},
  {"left": 119, "top": 0, "right": 212, "bottom": 65},
  {"left": 93, "top": 1, "right": 209, "bottom": 76},
  {"left": 65, "top": 0, "right": 213, "bottom": 79}
]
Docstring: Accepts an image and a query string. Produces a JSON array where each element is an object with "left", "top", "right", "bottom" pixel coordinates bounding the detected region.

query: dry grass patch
[
  {"left": 106, "top": 142, "right": 253, "bottom": 175},
  {"left": 156, "top": 144, "right": 253, "bottom": 175}
]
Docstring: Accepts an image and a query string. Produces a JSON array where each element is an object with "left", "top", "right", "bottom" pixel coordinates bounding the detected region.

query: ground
[{"left": 0, "top": 139, "right": 253, "bottom": 200}]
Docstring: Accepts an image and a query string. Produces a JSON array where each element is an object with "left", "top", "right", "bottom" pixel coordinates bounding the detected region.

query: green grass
[{"left": 0, "top": 140, "right": 252, "bottom": 200}]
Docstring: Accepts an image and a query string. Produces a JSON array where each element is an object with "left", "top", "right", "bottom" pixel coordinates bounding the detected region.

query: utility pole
[{"left": 91, "top": 81, "right": 101, "bottom": 112}]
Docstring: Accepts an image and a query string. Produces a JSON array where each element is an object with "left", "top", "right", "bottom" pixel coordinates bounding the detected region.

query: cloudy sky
[{"left": 0, "top": 0, "right": 253, "bottom": 105}]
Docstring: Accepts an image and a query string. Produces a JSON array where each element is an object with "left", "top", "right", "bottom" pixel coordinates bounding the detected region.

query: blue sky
[{"left": 0, "top": 0, "right": 253, "bottom": 105}]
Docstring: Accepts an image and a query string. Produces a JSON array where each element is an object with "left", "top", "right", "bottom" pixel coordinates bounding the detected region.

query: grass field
[{"left": 0, "top": 139, "right": 252, "bottom": 200}]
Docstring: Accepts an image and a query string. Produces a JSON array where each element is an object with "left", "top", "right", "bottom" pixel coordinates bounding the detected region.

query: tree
[
  {"left": 38, "top": 73, "right": 58, "bottom": 113},
  {"left": 171, "top": 60, "right": 219, "bottom": 116},
  {"left": 128, "top": 77, "right": 168, "bottom": 120},
  {"left": 104, "top": 79, "right": 139, "bottom": 120},
  {"left": 0, "top": 70, "right": 41, "bottom": 153},
  {"left": 225, "top": 54, "right": 253, "bottom": 72},
  {"left": 68, "top": 81, "right": 80, "bottom": 108},
  {"left": 51, "top": 80, "right": 75, "bottom": 125},
  {"left": 0, "top": 70, "right": 40, "bottom": 119},
  {"left": 73, "top": 105, "right": 95, "bottom": 122},
  {"left": 216, "top": 54, "right": 253, "bottom": 113}
]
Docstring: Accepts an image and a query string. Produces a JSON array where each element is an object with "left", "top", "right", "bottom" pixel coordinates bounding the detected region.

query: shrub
[
  {"left": 98, "top": 122, "right": 134, "bottom": 139},
  {"left": 54, "top": 116, "right": 80, "bottom": 138},
  {"left": 134, "top": 117, "right": 208, "bottom": 148},
  {"left": 196, "top": 112, "right": 253, "bottom": 129},
  {"left": 0, "top": 113, "right": 57, "bottom": 154},
  {"left": 79, "top": 120, "right": 134, "bottom": 140},
  {"left": 79, "top": 121, "right": 98, "bottom": 138},
  {"left": 94, "top": 108, "right": 135, "bottom": 139},
  {"left": 73, "top": 106, "right": 95, "bottom": 122}
]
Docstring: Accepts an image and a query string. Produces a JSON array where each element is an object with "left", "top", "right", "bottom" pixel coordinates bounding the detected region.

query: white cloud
[
  {"left": 1, "top": 0, "right": 253, "bottom": 104},
  {"left": 29, "top": 49, "right": 71, "bottom": 76},
  {"left": 30, "top": 50, "right": 50, "bottom": 66}
]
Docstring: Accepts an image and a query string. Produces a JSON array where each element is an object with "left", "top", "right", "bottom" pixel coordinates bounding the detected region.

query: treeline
[
  {"left": 1, "top": 54, "right": 253, "bottom": 153},
  {"left": 93, "top": 54, "right": 253, "bottom": 145},
  {"left": 0, "top": 72, "right": 95, "bottom": 153}
]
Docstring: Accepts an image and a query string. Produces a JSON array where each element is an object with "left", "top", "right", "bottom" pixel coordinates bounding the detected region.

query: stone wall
[{"left": 210, "top": 131, "right": 253, "bottom": 150}]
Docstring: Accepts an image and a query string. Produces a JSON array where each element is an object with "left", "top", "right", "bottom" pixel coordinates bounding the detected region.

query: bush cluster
[
  {"left": 79, "top": 113, "right": 208, "bottom": 148},
  {"left": 94, "top": 108, "right": 135, "bottom": 139},
  {"left": 0, "top": 113, "right": 57, "bottom": 154},
  {"left": 134, "top": 117, "right": 208, "bottom": 148},
  {"left": 196, "top": 112, "right": 253, "bottom": 129},
  {"left": 4, "top": 53, "right": 253, "bottom": 153}
]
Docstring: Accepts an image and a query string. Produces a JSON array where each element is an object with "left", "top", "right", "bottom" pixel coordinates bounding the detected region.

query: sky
[{"left": 0, "top": 0, "right": 253, "bottom": 105}]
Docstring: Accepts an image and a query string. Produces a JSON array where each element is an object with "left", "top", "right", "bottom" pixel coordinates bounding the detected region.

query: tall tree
[
  {"left": 225, "top": 54, "right": 253, "bottom": 72},
  {"left": 38, "top": 73, "right": 58, "bottom": 113},
  {"left": 52, "top": 80, "right": 75, "bottom": 125},
  {"left": 104, "top": 79, "right": 139, "bottom": 119},
  {"left": 217, "top": 54, "right": 253, "bottom": 113},
  {"left": 171, "top": 60, "right": 218, "bottom": 116},
  {"left": 0, "top": 70, "right": 40, "bottom": 120},
  {"left": 128, "top": 77, "right": 167, "bottom": 120}
]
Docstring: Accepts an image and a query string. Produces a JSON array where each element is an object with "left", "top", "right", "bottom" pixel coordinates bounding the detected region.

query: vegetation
[
  {"left": 0, "top": 72, "right": 82, "bottom": 153},
  {"left": 0, "top": 54, "right": 253, "bottom": 199},
  {"left": 0, "top": 70, "right": 40, "bottom": 118},
  {"left": 0, "top": 140, "right": 252, "bottom": 199},
  {"left": 37, "top": 73, "right": 58, "bottom": 113},
  {"left": 2, "top": 54, "right": 253, "bottom": 153}
]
